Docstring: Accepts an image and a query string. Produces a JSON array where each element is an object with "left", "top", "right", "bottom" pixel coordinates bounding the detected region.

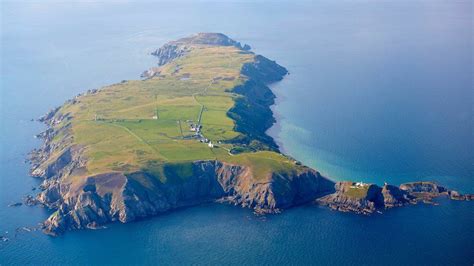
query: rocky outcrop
[
  {"left": 316, "top": 182, "right": 383, "bottom": 214},
  {"left": 317, "top": 181, "right": 472, "bottom": 215},
  {"left": 448, "top": 190, "right": 474, "bottom": 201},
  {"left": 241, "top": 55, "right": 288, "bottom": 84},
  {"left": 381, "top": 184, "right": 411, "bottom": 207},
  {"left": 151, "top": 33, "right": 251, "bottom": 66},
  {"left": 218, "top": 163, "right": 334, "bottom": 213},
  {"left": 399, "top": 181, "right": 447, "bottom": 194},
  {"left": 30, "top": 108, "right": 76, "bottom": 179},
  {"left": 400, "top": 181, "right": 474, "bottom": 201},
  {"left": 38, "top": 107, "right": 60, "bottom": 123},
  {"left": 151, "top": 43, "right": 190, "bottom": 66},
  {"left": 37, "top": 179, "right": 62, "bottom": 207},
  {"left": 41, "top": 161, "right": 334, "bottom": 235},
  {"left": 23, "top": 195, "right": 41, "bottom": 206}
]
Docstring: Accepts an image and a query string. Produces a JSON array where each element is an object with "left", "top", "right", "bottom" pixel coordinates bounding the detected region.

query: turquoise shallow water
[{"left": 1, "top": 1, "right": 472, "bottom": 264}]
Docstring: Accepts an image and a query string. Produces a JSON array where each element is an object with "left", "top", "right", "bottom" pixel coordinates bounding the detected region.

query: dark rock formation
[
  {"left": 399, "top": 181, "right": 447, "bottom": 194},
  {"left": 227, "top": 80, "right": 279, "bottom": 151},
  {"left": 399, "top": 181, "right": 474, "bottom": 201},
  {"left": 23, "top": 195, "right": 41, "bottom": 206},
  {"left": 37, "top": 180, "right": 62, "bottom": 207},
  {"left": 241, "top": 55, "right": 288, "bottom": 84},
  {"left": 38, "top": 107, "right": 60, "bottom": 123},
  {"left": 226, "top": 56, "right": 288, "bottom": 152},
  {"left": 381, "top": 184, "right": 411, "bottom": 207}
]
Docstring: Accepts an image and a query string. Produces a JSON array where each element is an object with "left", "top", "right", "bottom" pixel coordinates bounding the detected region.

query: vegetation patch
[{"left": 344, "top": 186, "right": 370, "bottom": 199}]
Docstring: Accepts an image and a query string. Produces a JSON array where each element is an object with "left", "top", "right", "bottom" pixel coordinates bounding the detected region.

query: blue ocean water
[{"left": 1, "top": 1, "right": 472, "bottom": 265}]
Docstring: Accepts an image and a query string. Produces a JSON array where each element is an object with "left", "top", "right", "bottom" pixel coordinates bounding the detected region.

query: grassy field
[
  {"left": 51, "top": 44, "right": 300, "bottom": 184},
  {"left": 344, "top": 185, "right": 370, "bottom": 199}
]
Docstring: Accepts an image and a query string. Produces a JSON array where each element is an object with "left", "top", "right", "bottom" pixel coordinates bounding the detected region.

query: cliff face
[
  {"left": 241, "top": 55, "right": 288, "bottom": 83},
  {"left": 316, "top": 182, "right": 383, "bottom": 214},
  {"left": 41, "top": 161, "right": 333, "bottom": 235},
  {"left": 226, "top": 56, "right": 288, "bottom": 152},
  {"left": 381, "top": 184, "right": 411, "bottom": 207},
  {"left": 227, "top": 80, "right": 279, "bottom": 151}
]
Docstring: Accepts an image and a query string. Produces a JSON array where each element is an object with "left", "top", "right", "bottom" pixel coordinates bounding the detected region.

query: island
[{"left": 28, "top": 33, "right": 472, "bottom": 236}]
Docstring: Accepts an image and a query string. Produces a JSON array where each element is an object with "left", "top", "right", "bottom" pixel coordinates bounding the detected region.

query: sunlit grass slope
[{"left": 52, "top": 45, "right": 301, "bottom": 182}]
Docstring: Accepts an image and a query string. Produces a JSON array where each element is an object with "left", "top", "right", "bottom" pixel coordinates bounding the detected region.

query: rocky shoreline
[
  {"left": 316, "top": 181, "right": 473, "bottom": 215},
  {"left": 39, "top": 161, "right": 334, "bottom": 236},
  {"left": 26, "top": 33, "right": 473, "bottom": 236}
]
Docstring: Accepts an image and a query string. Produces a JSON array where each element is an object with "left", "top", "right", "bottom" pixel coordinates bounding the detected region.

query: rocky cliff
[{"left": 40, "top": 161, "right": 333, "bottom": 235}]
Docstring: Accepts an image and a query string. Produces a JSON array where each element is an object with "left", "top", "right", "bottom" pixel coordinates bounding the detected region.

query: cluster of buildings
[
  {"left": 187, "top": 121, "right": 215, "bottom": 148},
  {"left": 198, "top": 138, "right": 214, "bottom": 148},
  {"left": 189, "top": 123, "right": 202, "bottom": 133},
  {"left": 351, "top": 182, "right": 367, "bottom": 188}
]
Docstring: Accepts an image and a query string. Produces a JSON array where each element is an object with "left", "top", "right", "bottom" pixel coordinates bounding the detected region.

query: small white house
[{"left": 208, "top": 141, "right": 214, "bottom": 148}]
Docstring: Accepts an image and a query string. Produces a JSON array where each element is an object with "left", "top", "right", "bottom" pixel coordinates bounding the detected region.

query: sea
[{"left": 1, "top": 0, "right": 472, "bottom": 265}]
